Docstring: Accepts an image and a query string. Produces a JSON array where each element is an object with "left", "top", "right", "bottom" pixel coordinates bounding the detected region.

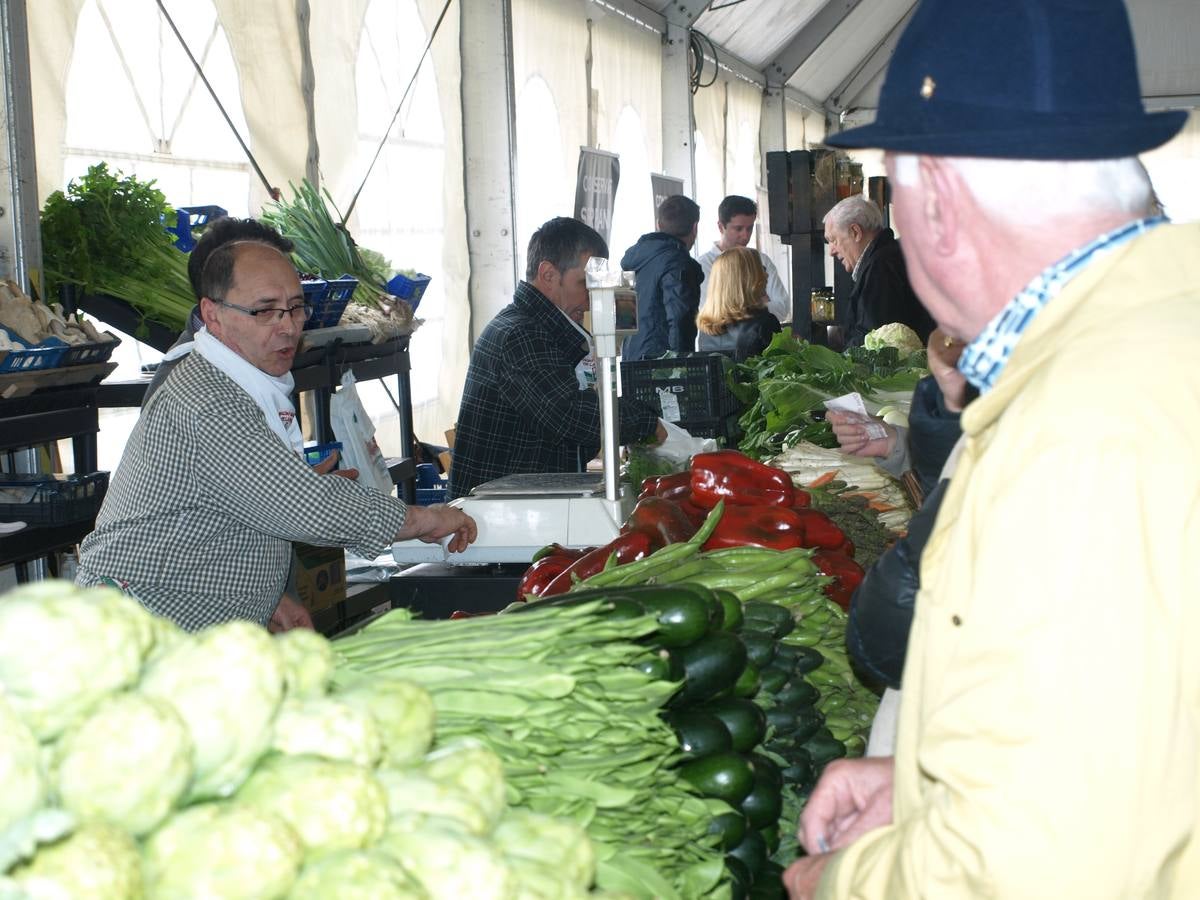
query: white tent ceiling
[{"left": 633, "top": 0, "right": 1200, "bottom": 117}]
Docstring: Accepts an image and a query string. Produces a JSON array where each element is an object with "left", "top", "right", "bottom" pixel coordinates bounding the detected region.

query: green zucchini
[
  {"left": 663, "top": 709, "right": 732, "bottom": 759},
  {"left": 633, "top": 653, "right": 672, "bottom": 682},
  {"left": 748, "top": 752, "right": 782, "bottom": 790},
  {"left": 724, "top": 856, "right": 752, "bottom": 900},
  {"left": 714, "top": 589, "right": 744, "bottom": 631},
  {"left": 758, "top": 823, "right": 781, "bottom": 856},
  {"left": 758, "top": 664, "right": 791, "bottom": 695},
  {"left": 635, "top": 588, "right": 720, "bottom": 648},
  {"left": 802, "top": 728, "right": 847, "bottom": 768},
  {"left": 748, "top": 862, "right": 787, "bottom": 899},
  {"left": 708, "top": 698, "right": 768, "bottom": 753},
  {"left": 788, "top": 645, "right": 825, "bottom": 675},
  {"left": 706, "top": 810, "right": 748, "bottom": 851},
  {"left": 788, "top": 706, "right": 823, "bottom": 745},
  {"left": 733, "top": 660, "right": 761, "bottom": 698},
  {"left": 781, "top": 756, "right": 815, "bottom": 790},
  {"left": 773, "top": 680, "right": 819, "bottom": 708},
  {"left": 740, "top": 631, "right": 777, "bottom": 669},
  {"left": 679, "top": 751, "right": 755, "bottom": 805},
  {"left": 764, "top": 706, "right": 799, "bottom": 737},
  {"left": 671, "top": 631, "right": 749, "bottom": 706},
  {"left": 742, "top": 601, "right": 794, "bottom": 636},
  {"left": 742, "top": 613, "right": 795, "bottom": 640},
  {"left": 727, "top": 827, "right": 767, "bottom": 877},
  {"left": 740, "top": 775, "right": 783, "bottom": 829}
]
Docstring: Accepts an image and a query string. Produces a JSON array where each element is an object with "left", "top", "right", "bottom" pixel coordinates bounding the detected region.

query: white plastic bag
[
  {"left": 329, "top": 372, "right": 394, "bottom": 496},
  {"left": 649, "top": 419, "right": 718, "bottom": 465}
]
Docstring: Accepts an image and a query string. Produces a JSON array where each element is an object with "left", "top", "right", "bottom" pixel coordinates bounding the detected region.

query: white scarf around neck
[{"left": 186, "top": 327, "right": 304, "bottom": 453}]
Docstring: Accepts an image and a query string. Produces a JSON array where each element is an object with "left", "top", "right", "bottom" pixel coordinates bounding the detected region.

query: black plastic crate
[
  {"left": 60, "top": 335, "right": 121, "bottom": 367},
  {"left": 676, "top": 412, "right": 744, "bottom": 444},
  {"left": 621, "top": 354, "right": 744, "bottom": 424},
  {"left": 0, "top": 472, "right": 109, "bottom": 527}
]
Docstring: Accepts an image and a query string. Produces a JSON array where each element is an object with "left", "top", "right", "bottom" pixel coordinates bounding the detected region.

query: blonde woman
[{"left": 696, "top": 247, "right": 782, "bottom": 361}]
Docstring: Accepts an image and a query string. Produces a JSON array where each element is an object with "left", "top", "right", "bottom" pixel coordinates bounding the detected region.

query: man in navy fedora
[{"left": 786, "top": 1, "right": 1200, "bottom": 898}]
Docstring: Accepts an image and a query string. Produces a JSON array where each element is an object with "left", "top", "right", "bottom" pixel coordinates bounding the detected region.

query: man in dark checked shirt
[{"left": 450, "top": 217, "right": 666, "bottom": 499}]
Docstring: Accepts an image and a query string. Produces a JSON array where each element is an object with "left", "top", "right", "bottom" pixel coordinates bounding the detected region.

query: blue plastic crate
[
  {"left": 0, "top": 327, "right": 68, "bottom": 372},
  {"left": 387, "top": 272, "right": 431, "bottom": 310},
  {"left": 304, "top": 275, "right": 357, "bottom": 330},
  {"left": 303, "top": 441, "right": 343, "bottom": 467},
  {"left": 165, "top": 205, "right": 228, "bottom": 252},
  {"left": 414, "top": 484, "right": 448, "bottom": 506}
]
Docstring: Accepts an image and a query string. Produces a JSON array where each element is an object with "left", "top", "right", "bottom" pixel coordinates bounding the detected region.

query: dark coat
[
  {"left": 619, "top": 232, "right": 704, "bottom": 360},
  {"left": 697, "top": 310, "right": 782, "bottom": 362},
  {"left": 843, "top": 228, "right": 935, "bottom": 348},
  {"left": 844, "top": 375, "right": 968, "bottom": 689}
]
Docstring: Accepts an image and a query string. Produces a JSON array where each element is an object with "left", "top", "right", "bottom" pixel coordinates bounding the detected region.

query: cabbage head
[
  {"left": 0, "top": 692, "right": 45, "bottom": 838},
  {"left": 422, "top": 740, "right": 507, "bottom": 834},
  {"left": 139, "top": 620, "right": 284, "bottom": 800},
  {"left": 236, "top": 754, "right": 387, "bottom": 854},
  {"left": 507, "top": 856, "right": 590, "bottom": 900},
  {"left": 334, "top": 678, "right": 435, "bottom": 768},
  {"left": 380, "top": 817, "right": 516, "bottom": 900},
  {"left": 863, "top": 322, "right": 923, "bottom": 354},
  {"left": 142, "top": 802, "right": 301, "bottom": 900},
  {"left": 54, "top": 692, "right": 191, "bottom": 836},
  {"left": 376, "top": 768, "right": 493, "bottom": 837},
  {"left": 0, "top": 583, "right": 154, "bottom": 739},
  {"left": 289, "top": 849, "right": 426, "bottom": 900},
  {"left": 493, "top": 810, "right": 595, "bottom": 892},
  {"left": 274, "top": 628, "right": 334, "bottom": 698},
  {"left": 9, "top": 822, "right": 142, "bottom": 900},
  {"left": 270, "top": 696, "right": 383, "bottom": 767}
]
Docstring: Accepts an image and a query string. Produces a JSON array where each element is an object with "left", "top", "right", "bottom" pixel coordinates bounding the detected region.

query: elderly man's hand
[
  {"left": 397, "top": 505, "right": 478, "bottom": 554},
  {"left": 800, "top": 756, "right": 895, "bottom": 855},
  {"left": 784, "top": 853, "right": 834, "bottom": 900},
  {"left": 311, "top": 450, "right": 359, "bottom": 481},
  {"left": 927, "top": 328, "right": 968, "bottom": 413}
]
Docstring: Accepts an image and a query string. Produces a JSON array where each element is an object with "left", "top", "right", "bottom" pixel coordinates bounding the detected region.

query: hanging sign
[
  {"left": 574, "top": 147, "right": 620, "bottom": 243},
  {"left": 651, "top": 174, "right": 685, "bottom": 213}
]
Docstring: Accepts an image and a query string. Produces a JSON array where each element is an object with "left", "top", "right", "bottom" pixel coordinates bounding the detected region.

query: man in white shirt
[{"left": 697, "top": 195, "right": 791, "bottom": 323}]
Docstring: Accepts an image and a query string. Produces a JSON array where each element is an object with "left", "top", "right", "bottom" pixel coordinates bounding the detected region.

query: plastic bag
[
  {"left": 649, "top": 419, "right": 718, "bottom": 465},
  {"left": 329, "top": 372, "right": 394, "bottom": 496}
]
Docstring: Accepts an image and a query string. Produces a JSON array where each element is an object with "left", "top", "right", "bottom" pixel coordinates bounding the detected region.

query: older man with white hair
[
  {"left": 785, "top": 0, "right": 1200, "bottom": 898},
  {"left": 822, "top": 194, "right": 933, "bottom": 347}
]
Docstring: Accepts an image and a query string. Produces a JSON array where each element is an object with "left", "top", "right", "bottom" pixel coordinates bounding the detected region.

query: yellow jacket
[{"left": 821, "top": 223, "right": 1200, "bottom": 898}]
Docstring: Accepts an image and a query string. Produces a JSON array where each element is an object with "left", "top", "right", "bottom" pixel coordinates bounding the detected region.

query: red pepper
[
  {"left": 652, "top": 471, "right": 693, "bottom": 502},
  {"left": 690, "top": 450, "right": 795, "bottom": 509},
  {"left": 792, "top": 489, "right": 812, "bottom": 509},
  {"left": 676, "top": 495, "right": 711, "bottom": 529},
  {"left": 638, "top": 476, "right": 662, "bottom": 500},
  {"left": 623, "top": 496, "right": 697, "bottom": 545},
  {"left": 540, "top": 529, "right": 657, "bottom": 597},
  {"left": 700, "top": 504, "right": 808, "bottom": 552},
  {"left": 812, "top": 549, "right": 865, "bottom": 611},
  {"left": 449, "top": 610, "right": 492, "bottom": 619},
  {"left": 517, "top": 554, "right": 578, "bottom": 600},
  {"left": 530, "top": 542, "right": 588, "bottom": 563},
  {"left": 791, "top": 508, "right": 850, "bottom": 552}
]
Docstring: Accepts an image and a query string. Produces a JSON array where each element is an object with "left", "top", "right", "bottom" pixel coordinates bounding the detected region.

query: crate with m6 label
[{"left": 620, "top": 353, "right": 745, "bottom": 441}]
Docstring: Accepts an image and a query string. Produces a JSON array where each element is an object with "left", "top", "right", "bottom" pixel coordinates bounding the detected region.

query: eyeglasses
[{"left": 215, "top": 299, "right": 313, "bottom": 325}]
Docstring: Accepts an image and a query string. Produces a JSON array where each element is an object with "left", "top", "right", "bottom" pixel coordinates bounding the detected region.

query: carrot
[{"left": 807, "top": 471, "right": 838, "bottom": 488}]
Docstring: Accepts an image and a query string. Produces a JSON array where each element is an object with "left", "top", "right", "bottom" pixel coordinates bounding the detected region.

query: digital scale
[{"left": 391, "top": 260, "right": 640, "bottom": 566}]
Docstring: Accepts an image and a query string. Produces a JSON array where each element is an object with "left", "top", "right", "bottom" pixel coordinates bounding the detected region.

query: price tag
[{"left": 657, "top": 387, "right": 681, "bottom": 423}]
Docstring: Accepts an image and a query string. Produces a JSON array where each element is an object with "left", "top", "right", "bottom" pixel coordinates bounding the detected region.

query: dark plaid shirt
[{"left": 449, "top": 282, "right": 659, "bottom": 498}]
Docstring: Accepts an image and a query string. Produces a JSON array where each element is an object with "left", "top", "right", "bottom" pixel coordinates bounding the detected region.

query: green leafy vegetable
[{"left": 40, "top": 163, "right": 195, "bottom": 333}]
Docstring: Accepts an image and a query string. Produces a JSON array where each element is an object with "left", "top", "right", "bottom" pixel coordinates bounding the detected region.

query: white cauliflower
[
  {"left": 333, "top": 678, "right": 435, "bottom": 768},
  {"left": 380, "top": 817, "right": 516, "bottom": 900},
  {"left": 142, "top": 802, "right": 302, "bottom": 900},
  {"left": 270, "top": 696, "right": 383, "bottom": 767},
  {"left": 274, "top": 628, "right": 334, "bottom": 698},
  {"left": 376, "top": 768, "right": 494, "bottom": 838},
  {"left": 288, "top": 849, "right": 425, "bottom": 899},
  {"left": 422, "top": 740, "right": 507, "bottom": 835},
  {"left": 235, "top": 754, "right": 388, "bottom": 854},
  {"left": 139, "top": 621, "right": 284, "bottom": 800},
  {"left": 493, "top": 810, "right": 595, "bottom": 892},
  {"left": 863, "top": 322, "right": 924, "bottom": 354},
  {"left": 0, "top": 692, "right": 44, "bottom": 839},
  {"left": 9, "top": 822, "right": 142, "bottom": 900},
  {"left": 0, "top": 583, "right": 154, "bottom": 739},
  {"left": 54, "top": 692, "right": 192, "bottom": 836}
]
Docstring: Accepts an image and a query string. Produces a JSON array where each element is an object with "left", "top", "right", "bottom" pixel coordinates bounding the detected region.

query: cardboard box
[{"left": 293, "top": 543, "right": 346, "bottom": 613}]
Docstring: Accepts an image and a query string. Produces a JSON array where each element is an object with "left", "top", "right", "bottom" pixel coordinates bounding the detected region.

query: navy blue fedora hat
[{"left": 826, "top": 0, "right": 1187, "bottom": 159}]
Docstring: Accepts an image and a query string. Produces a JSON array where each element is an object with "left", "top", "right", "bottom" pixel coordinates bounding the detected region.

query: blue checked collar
[{"left": 958, "top": 216, "right": 1167, "bottom": 393}]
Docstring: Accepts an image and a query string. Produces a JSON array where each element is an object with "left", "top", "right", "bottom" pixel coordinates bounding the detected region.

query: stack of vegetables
[
  {"left": 0, "top": 581, "right": 610, "bottom": 899},
  {"left": 730, "top": 329, "right": 927, "bottom": 460},
  {"left": 40, "top": 163, "right": 196, "bottom": 335},
  {"left": 334, "top": 592, "right": 731, "bottom": 899}
]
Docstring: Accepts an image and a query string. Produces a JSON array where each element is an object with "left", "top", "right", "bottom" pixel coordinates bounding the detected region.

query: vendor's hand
[
  {"left": 311, "top": 450, "right": 359, "bottom": 481},
  {"left": 826, "top": 409, "right": 897, "bottom": 459},
  {"left": 269, "top": 592, "right": 314, "bottom": 633},
  {"left": 654, "top": 421, "right": 669, "bottom": 444},
  {"left": 927, "top": 328, "right": 969, "bottom": 413},
  {"left": 800, "top": 756, "right": 894, "bottom": 855},
  {"left": 397, "top": 504, "right": 478, "bottom": 553}
]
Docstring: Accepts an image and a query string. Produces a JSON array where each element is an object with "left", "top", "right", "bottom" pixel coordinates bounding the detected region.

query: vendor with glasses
[{"left": 76, "top": 218, "right": 476, "bottom": 633}]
